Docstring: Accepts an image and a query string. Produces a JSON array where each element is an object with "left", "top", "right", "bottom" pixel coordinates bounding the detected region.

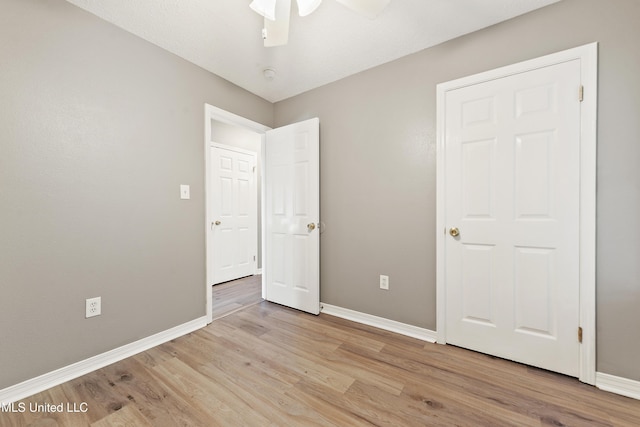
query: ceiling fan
[{"left": 249, "top": 0, "right": 392, "bottom": 47}]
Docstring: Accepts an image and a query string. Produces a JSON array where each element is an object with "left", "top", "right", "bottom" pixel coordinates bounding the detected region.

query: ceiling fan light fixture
[
  {"left": 250, "top": 0, "right": 277, "bottom": 21},
  {"left": 296, "top": 0, "right": 322, "bottom": 17}
]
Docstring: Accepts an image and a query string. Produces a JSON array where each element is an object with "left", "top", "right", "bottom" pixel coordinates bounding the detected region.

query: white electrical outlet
[
  {"left": 86, "top": 297, "right": 101, "bottom": 318},
  {"left": 380, "top": 275, "right": 389, "bottom": 290}
]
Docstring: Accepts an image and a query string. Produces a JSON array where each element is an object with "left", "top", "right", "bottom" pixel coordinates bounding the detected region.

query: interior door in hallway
[
  {"left": 210, "top": 145, "right": 257, "bottom": 284},
  {"left": 265, "top": 118, "right": 320, "bottom": 315},
  {"left": 443, "top": 59, "right": 582, "bottom": 377}
]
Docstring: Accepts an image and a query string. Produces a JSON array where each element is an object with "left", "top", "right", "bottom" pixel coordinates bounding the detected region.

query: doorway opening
[
  {"left": 205, "top": 105, "right": 321, "bottom": 322},
  {"left": 205, "top": 105, "right": 271, "bottom": 323}
]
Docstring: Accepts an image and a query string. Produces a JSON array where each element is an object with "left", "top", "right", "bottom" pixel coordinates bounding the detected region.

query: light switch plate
[
  {"left": 180, "top": 184, "right": 190, "bottom": 200},
  {"left": 380, "top": 275, "right": 389, "bottom": 290}
]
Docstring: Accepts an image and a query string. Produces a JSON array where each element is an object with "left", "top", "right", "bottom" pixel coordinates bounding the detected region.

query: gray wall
[
  {"left": 275, "top": 0, "right": 640, "bottom": 381},
  {"left": 0, "top": 0, "right": 272, "bottom": 389},
  {"left": 210, "top": 121, "right": 263, "bottom": 269}
]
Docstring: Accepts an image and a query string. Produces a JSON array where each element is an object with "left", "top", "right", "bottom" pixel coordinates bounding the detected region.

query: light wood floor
[
  {"left": 212, "top": 275, "right": 263, "bottom": 320},
  {"left": 3, "top": 302, "right": 640, "bottom": 426}
]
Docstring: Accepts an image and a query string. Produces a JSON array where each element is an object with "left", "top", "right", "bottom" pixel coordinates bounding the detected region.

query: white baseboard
[
  {"left": 0, "top": 316, "right": 208, "bottom": 405},
  {"left": 255, "top": 269, "right": 263, "bottom": 275},
  {"left": 596, "top": 372, "right": 640, "bottom": 400},
  {"left": 321, "top": 303, "right": 437, "bottom": 343}
]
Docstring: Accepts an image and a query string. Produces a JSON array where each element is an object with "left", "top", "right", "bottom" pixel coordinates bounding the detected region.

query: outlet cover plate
[{"left": 86, "top": 297, "right": 101, "bottom": 318}]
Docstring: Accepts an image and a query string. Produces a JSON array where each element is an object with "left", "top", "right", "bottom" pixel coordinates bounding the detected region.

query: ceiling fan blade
[
  {"left": 264, "top": 0, "right": 291, "bottom": 47},
  {"left": 335, "top": 0, "right": 391, "bottom": 19}
]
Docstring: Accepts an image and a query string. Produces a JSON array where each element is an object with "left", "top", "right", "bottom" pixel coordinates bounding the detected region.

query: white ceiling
[{"left": 65, "top": 0, "right": 560, "bottom": 103}]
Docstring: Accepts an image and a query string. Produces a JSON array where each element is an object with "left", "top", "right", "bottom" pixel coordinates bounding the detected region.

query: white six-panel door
[
  {"left": 210, "top": 145, "right": 257, "bottom": 284},
  {"left": 265, "top": 118, "right": 320, "bottom": 315},
  {"left": 443, "top": 59, "right": 582, "bottom": 377}
]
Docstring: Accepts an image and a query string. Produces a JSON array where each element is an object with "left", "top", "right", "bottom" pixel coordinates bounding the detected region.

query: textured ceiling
[{"left": 64, "top": 0, "right": 560, "bottom": 103}]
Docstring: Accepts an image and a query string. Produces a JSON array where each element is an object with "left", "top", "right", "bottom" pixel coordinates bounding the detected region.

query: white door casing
[
  {"left": 205, "top": 106, "right": 321, "bottom": 321},
  {"left": 210, "top": 144, "right": 257, "bottom": 284},
  {"left": 436, "top": 43, "right": 597, "bottom": 384},
  {"left": 205, "top": 105, "right": 270, "bottom": 323},
  {"left": 265, "top": 118, "right": 320, "bottom": 315}
]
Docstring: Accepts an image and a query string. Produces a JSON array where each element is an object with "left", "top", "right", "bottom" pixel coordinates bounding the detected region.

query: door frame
[
  {"left": 209, "top": 142, "right": 258, "bottom": 284},
  {"left": 435, "top": 43, "right": 598, "bottom": 384},
  {"left": 205, "top": 104, "right": 271, "bottom": 323}
]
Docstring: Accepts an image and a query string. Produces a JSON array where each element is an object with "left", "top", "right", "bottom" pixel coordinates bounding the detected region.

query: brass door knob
[
  {"left": 449, "top": 227, "right": 460, "bottom": 237},
  {"left": 307, "top": 223, "right": 316, "bottom": 231},
  {"left": 214, "top": 221, "right": 221, "bottom": 226}
]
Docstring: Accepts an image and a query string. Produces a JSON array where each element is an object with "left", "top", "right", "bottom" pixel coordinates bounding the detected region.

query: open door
[{"left": 264, "top": 118, "right": 320, "bottom": 315}]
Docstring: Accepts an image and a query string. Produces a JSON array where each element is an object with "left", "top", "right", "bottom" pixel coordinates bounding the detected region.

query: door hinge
[
  {"left": 253, "top": 255, "right": 256, "bottom": 261},
  {"left": 579, "top": 85, "right": 584, "bottom": 102},
  {"left": 578, "top": 326, "right": 583, "bottom": 343},
  {"left": 253, "top": 166, "right": 256, "bottom": 173}
]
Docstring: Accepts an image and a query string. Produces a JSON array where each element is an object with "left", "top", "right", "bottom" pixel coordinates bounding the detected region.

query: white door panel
[
  {"left": 211, "top": 146, "right": 257, "bottom": 284},
  {"left": 265, "top": 118, "right": 320, "bottom": 315},
  {"left": 444, "top": 60, "right": 581, "bottom": 377}
]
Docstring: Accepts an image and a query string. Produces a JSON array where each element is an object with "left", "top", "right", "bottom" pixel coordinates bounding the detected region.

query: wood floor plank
[
  {"left": 2, "top": 277, "right": 640, "bottom": 426},
  {"left": 356, "top": 378, "right": 539, "bottom": 427},
  {"left": 400, "top": 378, "right": 536, "bottom": 427},
  {"left": 165, "top": 329, "right": 302, "bottom": 400},
  {"left": 334, "top": 343, "right": 542, "bottom": 426},
  {"left": 44, "top": 386, "right": 90, "bottom": 427},
  {"left": 318, "top": 309, "right": 428, "bottom": 349},
  {"left": 151, "top": 357, "right": 274, "bottom": 427},
  {"left": 95, "top": 357, "right": 197, "bottom": 427},
  {"left": 260, "top": 324, "right": 405, "bottom": 396},
  {"left": 90, "top": 404, "right": 152, "bottom": 427},
  {"left": 212, "top": 275, "right": 263, "bottom": 320},
  {"left": 295, "top": 377, "right": 421, "bottom": 427},
  {"left": 131, "top": 343, "right": 177, "bottom": 369},
  {"left": 266, "top": 308, "right": 387, "bottom": 353},
  {"left": 383, "top": 339, "right": 621, "bottom": 423},
  {"left": 340, "top": 339, "right": 604, "bottom": 426},
  {"left": 179, "top": 355, "right": 296, "bottom": 427},
  {"left": 215, "top": 316, "right": 356, "bottom": 394},
  {"left": 158, "top": 330, "right": 328, "bottom": 426},
  {"left": 60, "top": 370, "right": 128, "bottom": 424}
]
